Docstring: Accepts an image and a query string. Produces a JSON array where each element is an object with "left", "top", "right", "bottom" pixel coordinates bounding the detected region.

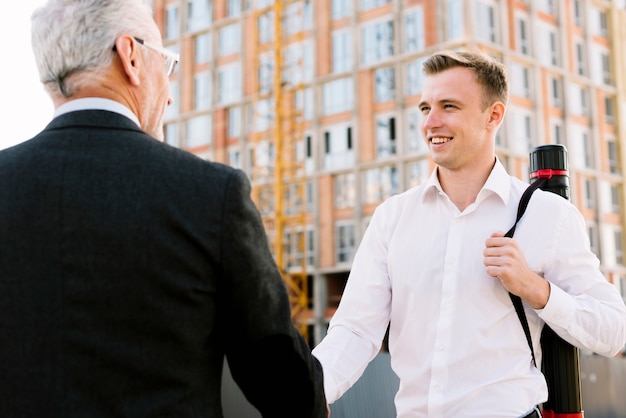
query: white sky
[{"left": 0, "top": 1, "right": 53, "bottom": 151}]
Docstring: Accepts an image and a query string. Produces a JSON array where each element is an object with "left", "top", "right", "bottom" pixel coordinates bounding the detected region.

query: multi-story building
[{"left": 151, "top": 0, "right": 626, "bottom": 347}]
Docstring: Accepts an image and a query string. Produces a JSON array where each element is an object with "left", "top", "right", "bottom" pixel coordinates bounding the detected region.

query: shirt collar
[
  {"left": 421, "top": 157, "right": 512, "bottom": 206},
  {"left": 54, "top": 98, "right": 140, "bottom": 127}
]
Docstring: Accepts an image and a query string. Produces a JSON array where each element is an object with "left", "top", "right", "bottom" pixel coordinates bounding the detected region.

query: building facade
[{"left": 151, "top": 0, "right": 626, "bottom": 346}]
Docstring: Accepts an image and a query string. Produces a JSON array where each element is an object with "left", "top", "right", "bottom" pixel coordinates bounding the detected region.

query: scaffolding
[{"left": 250, "top": 0, "right": 310, "bottom": 341}]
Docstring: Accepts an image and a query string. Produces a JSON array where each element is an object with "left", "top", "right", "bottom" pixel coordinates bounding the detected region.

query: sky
[{"left": 0, "top": 1, "right": 53, "bottom": 151}]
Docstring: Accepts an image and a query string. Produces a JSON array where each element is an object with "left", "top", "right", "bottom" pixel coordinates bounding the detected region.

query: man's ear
[
  {"left": 113, "top": 35, "right": 142, "bottom": 86},
  {"left": 488, "top": 101, "right": 506, "bottom": 127}
]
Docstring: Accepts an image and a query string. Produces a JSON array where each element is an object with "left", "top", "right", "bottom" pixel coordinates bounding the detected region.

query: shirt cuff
[{"left": 536, "top": 282, "right": 576, "bottom": 329}]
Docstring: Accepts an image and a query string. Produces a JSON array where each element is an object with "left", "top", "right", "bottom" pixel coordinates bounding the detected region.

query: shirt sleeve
[
  {"left": 535, "top": 201, "right": 626, "bottom": 357},
  {"left": 312, "top": 203, "right": 393, "bottom": 403}
]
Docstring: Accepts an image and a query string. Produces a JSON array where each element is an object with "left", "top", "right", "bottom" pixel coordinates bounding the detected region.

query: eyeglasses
[
  {"left": 113, "top": 36, "right": 180, "bottom": 77},
  {"left": 134, "top": 37, "right": 179, "bottom": 77}
]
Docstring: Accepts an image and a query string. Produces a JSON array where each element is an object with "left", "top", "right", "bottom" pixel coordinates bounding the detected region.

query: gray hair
[{"left": 31, "top": 0, "right": 155, "bottom": 97}]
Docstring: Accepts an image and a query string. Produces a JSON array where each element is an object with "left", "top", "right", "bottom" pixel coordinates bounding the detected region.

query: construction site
[{"left": 151, "top": 1, "right": 626, "bottom": 415}]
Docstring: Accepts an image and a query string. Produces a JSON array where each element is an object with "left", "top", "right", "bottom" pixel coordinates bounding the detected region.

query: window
[
  {"left": 258, "top": 11, "right": 274, "bottom": 44},
  {"left": 406, "top": 159, "right": 430, "bottom": 188},
  {"left": 228, "top": 146, "right": 241, "bottom": 169},
  {"left": 448, "top": 0, "right": 463, "bottom": 40},
  {"left": 228, "top": 107, "right": 242, "bottom": 138},
  {"left": 185, "top": 114, "right": 212, "bottom": 149},
  {"left": 187, "top": 0, "right": 212, "bottom": 32},
  {"left": 284, "top": 227, "right": 314, "bottom": 270},
  {"left": 332, "top": 30, "right": 353, "bottom": 74},
  {"left": 601, "top": 53, "right": 611, "bottom": 85},
  {"left": 549, "top": 76, "right": 562, "bottom": 108},
  {"left": 194, "top": 33, "right": 211, "bottom": 64},
  {"left": 219, "top": 23, "right": 241, "bottom": 56},
  {"left": 194, "top": 72, "right": 211, "bottom": 110},
  {"left": 375, "top": 67, "right": 395, "bottom": 103},
  {"left": 283, "top": 41, "right": 313, "bottom": 85},
  {"left": 575, "top": 41, "right": 586, "bottom": 76},
  {"left": 405, "top": 7, "right": 425, "bottom": 53},
  {"left": 476, "top": 0, "right": 497, "bottom": 43},
  {"left": 295, "top": 88, "right": 314, "bottom": 121},
  {"left": 610, "top": 184, "right": 620, "bottom": 213},
  {"left": 539, "top": 25, "right": 559, "bottom": 66},
  {"left": 568, "top": 84, "right": 588, "bottom": 116},
  {"left": 551, "top": 119, "right": 564, "bottom": 145},
  {"left": 510, "top": 63, "right": 530, "bottom": 98},
  {"left": 406, "top": 57, "right": 426, "bottom": 96},
  {"left": 579, "top": 86, "right": 589, "bottom": 115},
  {"left": 376, "top": 116, "right": 396, "bottom": 157},
  {"left": 335, "top": 173, "right": 356, "bottom": 209},
  {"left": 253, "top": 140, "right": 275, "bottom": 172},
  {"left": 587, "top": 224, "right": 598, "bottom": 255},
  {"left": 323, "top": 124, "right": 354, "bottom": 170},
  {"left": 573, "top": 0, "right": 583, "bottom": 26},
  {"left": 165, "top": 123, "right": 179, "bottom": 147},
  {"left": 511, "top": 109, "right": 532, "bottom": 154},
  {"left": 360, "top": 0, "right": 390, "bottom": 12},
  {"left": 251, "top": 99, "right": 273, "bottom": 133},
  {"left": 406, "top": 109, "right": 427, "bottom": 153},
  {"left": 549, "top": 31, "right": 559, "bottom": 66},
  {"left": 299, "top": 134, "right": 315, "bottom": 174},
  {"left": 255, "top": 0, "right": 273, "bottom": 8},
  {"left": 228, "top": 0, "right": 242, "bottom": 17},
  {"left": 218, "top": 64, "right": 241, "bottom": 105},
  {"left": 608, "top": 138, "right": 619, "bottom": 174},
  {"left": 605, "top": 96, "right": 615, "bottom": 124},
  {"left": 258, "top": 52, "right": 274, "bottom": 95},
  {"left": 537, "top": 0, "right": 556, "bottom": 15},
  {"left": 336, "top": 222, "right": 356, "bottom": 264},
  {"left": 516, "top": 15, "right": 530, "bottom": 55},
  {"left": 592, "top": 8, "right": 609, "bottom": 36},
  {"left": 361, "top": 19, "right": 394, "bottom": 65},
  {"left": 284, "top": 183, "right": 308, "bottom": 215},
  {"left": 583, "top": 178, "right": 595, "bottom": 209},
  {"left": 322, "top": 78, "right": 354, "bottom": 115},
  {"left": 166, "top": 5, "right": 180, "bottom": 40},
  {"left": 571, "top": 128, "right": 593, "bottom": 169},
  {"left": 332, "top": 0, "right": 352, "bottom": 20},
  {"left": 363, "top": 166, "right": 398, "bottom": 204},
  {"left": 615, "top": 229, "right": 624, "bottom": 266},
  {"left": 283, "top": 1, "right": 312, "bottom": 36}
]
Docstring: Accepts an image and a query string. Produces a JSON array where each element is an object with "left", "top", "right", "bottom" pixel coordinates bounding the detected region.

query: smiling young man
[{"left": 312, "top": 50, "right": 626, "bottom": 418}]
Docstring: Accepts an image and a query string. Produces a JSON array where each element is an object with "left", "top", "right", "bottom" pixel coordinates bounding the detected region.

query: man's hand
[{"left": 484, "top": 231, "right": 550, "bottom": 309}]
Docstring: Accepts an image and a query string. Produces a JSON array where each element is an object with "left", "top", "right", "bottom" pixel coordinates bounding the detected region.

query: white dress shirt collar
[
  {"left": 54, "top": 98, "right": 140, "bottom": 128},
  {"left": 422, "top": 157, "right": 512, "bottom": 207}
]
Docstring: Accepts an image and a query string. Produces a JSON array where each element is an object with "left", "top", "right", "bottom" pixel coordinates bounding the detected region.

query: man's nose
[{"left": 422, "top": 109, "right": 442, "bottom": 129}]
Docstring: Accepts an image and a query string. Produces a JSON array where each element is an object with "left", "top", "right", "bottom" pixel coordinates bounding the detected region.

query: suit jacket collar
[{"left": 45, "top": 110, "right": 145, "bottom": 135}]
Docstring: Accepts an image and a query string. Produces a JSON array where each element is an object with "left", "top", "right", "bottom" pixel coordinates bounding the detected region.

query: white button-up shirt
[{"left": 313, "top": 160, "right": 626, "bottom": 418}]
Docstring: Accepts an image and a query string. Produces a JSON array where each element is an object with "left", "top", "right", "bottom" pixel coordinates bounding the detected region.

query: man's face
[
  {"left": 418, "top": 66, "right": 496, "bottom": 172},
  {"left": 138, "top": 27, "right": 174, "bottom": 141}
]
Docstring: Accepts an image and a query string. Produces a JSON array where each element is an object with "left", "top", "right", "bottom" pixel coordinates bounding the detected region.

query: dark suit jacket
[{"left": 0, "top": 110, "right": 326, "bottom": 417}]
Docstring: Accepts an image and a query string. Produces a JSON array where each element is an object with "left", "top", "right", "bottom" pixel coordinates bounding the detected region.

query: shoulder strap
[{"left": 505, "top": 178, "right": 548, "bottom": 368}]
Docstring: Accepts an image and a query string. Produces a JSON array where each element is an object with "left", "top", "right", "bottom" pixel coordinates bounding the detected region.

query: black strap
[{"left": 505, "top": 178, "right": 548, "bottom": 368}]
